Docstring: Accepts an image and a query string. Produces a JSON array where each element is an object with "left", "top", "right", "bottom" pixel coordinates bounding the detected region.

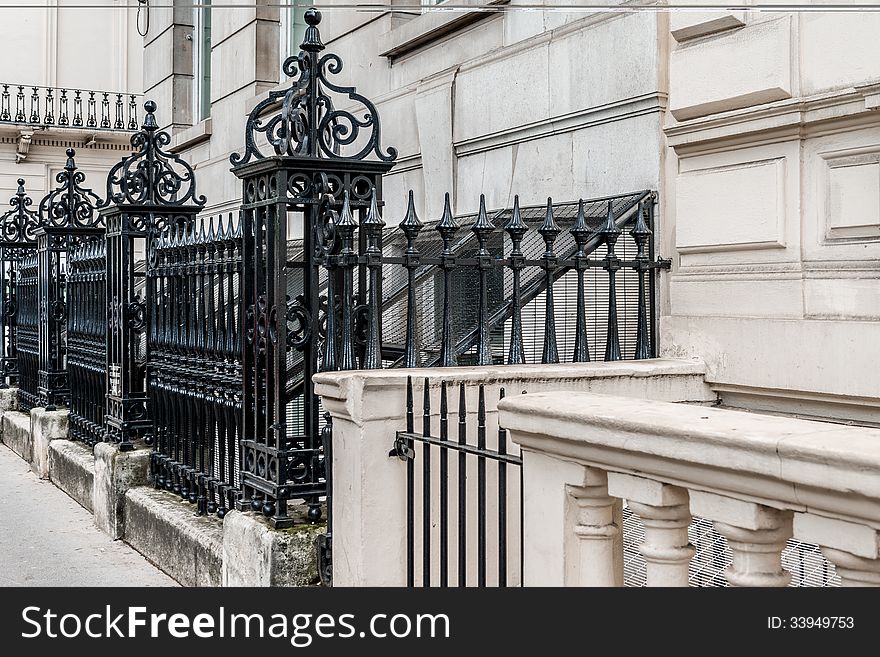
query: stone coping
[
  {"left": 499, "top": 391, "right": 880, "bottom": 526},
  {"left": 316, "top": 358, "right": 713, "bottom": 423},
  {"left": 124, "top": 487, "right": 224, "bottom": 587}
]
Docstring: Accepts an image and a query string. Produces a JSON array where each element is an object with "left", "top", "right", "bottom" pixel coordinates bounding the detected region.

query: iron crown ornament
[
  {"left": 38, "top": 149, "right": 104, "bottom": 229},
  {"left": 101, "top": 100, "right": 206, "bottom": 208},
  {"left": 230, "top": 8, "right": 398, "bottom": 166}
]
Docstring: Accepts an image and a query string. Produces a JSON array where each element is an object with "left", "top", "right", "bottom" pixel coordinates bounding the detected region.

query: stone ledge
[
  {"left": 124, "top": 487, "right": 223, "bottom": 587},
  {"left": 48, "top": 439, "right": 94, "bottom": 513},
  {"left": 1, "top": 410, "right": 32, "bottom": 463}
]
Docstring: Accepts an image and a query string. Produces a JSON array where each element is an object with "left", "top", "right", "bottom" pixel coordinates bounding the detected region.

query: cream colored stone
[
  {"left": 689, "top": 491, "right": 785, "bottom": 531},
  {"left": 670, "top": 11, "right": 745, "bottom": 43},
  {"left": 317, "top": 360, "right": 710, "bottom": 586},
  {"left": 676, "top": 158, "right": 786, "bottom": 253},
  {"left": 670, "top": 16, "right": 792, "bottom": 120},
  {"left": 793, "top": 513, "right": 879, "bottom": 560}
]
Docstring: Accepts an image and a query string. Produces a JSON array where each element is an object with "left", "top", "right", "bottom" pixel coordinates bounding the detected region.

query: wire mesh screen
[{"left": 622, "top": 506, "right": 841, "bottom": 587}]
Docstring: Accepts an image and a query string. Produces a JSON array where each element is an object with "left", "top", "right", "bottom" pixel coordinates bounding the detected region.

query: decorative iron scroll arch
[
  {"left": 230, "top": 8, "right": 398, "bottom": 166},
  {"left": 101, "top": 100, "right": 206, "bottom": 208},
  {"left": 38, "top": 149, "right": 104, "bottom": 229}
]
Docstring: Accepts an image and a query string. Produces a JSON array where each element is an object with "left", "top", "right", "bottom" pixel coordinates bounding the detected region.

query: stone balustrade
[{"left": 497, "top": 392, "right": 880, "bottom": 587}]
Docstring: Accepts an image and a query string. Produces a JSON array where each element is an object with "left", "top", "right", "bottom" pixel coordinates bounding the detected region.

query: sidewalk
[{"left": 0, "top": 443, "right": 176, "bottom": 586}]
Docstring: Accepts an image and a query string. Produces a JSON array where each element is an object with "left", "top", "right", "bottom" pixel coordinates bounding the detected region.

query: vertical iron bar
[
  {"left": 399, "top": 190, "right": 422, "bottom": 369},
  {"left": 362, "top": 189, "right": 384, "bottom": 369},
  {"left": 439, "top": 380, "right": 449, "bottom": 587},
  {"left": 422, "top": 377, "right": 431, "bottom": 587},
  {"left": 504, "top": 196, "right": 527, "bottom": 365},
  {"left": 472, "top": 195, "right": 494, "bottom": 365},
  {"left": 571, "top": 199, "right": 591, "bottom": 362},
  {"left": 477, "top": 384, "right": 486, "bottom": 587},
  {"left": 457, "top": 382, "right": 466, "bottom": 586},
  {"left": 631, "top": 200, "right": 652, "bottom": 360},
  {"left": 539, "top": 198, "right": 560, "bottom": 364},
  {"left": 601, "top": 201, "right": 622, "bottom": 361},
  {"left": 436, "top": 193, "right": 458, "bottom": 367},
  {"left": 405, "top": 375, "right": 414, "bottom": 587},
  {"left": 497, "top": 387, "right": 507, "bottom": 587}
]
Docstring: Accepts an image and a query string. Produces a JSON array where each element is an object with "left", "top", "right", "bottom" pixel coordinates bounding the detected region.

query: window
[
  {"left": 280, "top": 2, "right": 313, "bottom": 73},
  {"left": 194, "top": 0, "right": 212, "bottom": 121}
]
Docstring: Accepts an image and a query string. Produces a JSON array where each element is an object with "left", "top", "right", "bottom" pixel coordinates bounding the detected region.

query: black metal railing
[
  {"left": 318, "top": 189, "right": 666, "bottom": 379},
  {"left": 391, "top": 377, "right": 522, "bottom": 587},
  {"left": 148, "top": 215, "right": 243, "bottom": 518},
  {"left": 14, "top": 250, "right": 38, "bottom": 411},
  {"left": 67, "top": 236, "right": 107, "bottom": 445},
  {"left": 0, "top": 179, "right": 39, "bottom": 389},
  {"left": 0, "top": 84, "right": 141, "bottom": 131}
]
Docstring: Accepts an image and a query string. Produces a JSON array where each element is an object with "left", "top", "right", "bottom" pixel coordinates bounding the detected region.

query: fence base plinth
[
  {"left": 1, "top": 410, "right": 32, "bottom": 462},
  {"left": 0, "top": 387, "right": 18, "bottom": 414},
  {"left": 222, "top": 510, "right": 326, "bottom": 587},
  {"left": 30, "top": 407, "right": 68, "bottom": 479},
  {"left": 124, "top": 487, "right": 223, "bottom": 586},
  {"left": 93, "top": 442, "right": 149, "bottom": 539},
  {"left": 48, "top": 439, "right": 95, "bottom": 513}
]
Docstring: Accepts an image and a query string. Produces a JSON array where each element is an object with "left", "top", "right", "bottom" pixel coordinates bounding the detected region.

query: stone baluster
[
  {"left": 690, "top": 491, "right": 792, "bottom": 587},
  {"left": 568, "top": 467, "right": 623, "bottom": 586},
  {"left": 794, "top": 513, "right": 880, "bottom": 587},
  {"left": 608, "top": 473, "right": 694, "bottom": 587}
]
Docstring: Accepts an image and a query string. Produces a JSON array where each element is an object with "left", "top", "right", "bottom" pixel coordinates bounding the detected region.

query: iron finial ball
[
  {"left": 66, "top": 148, "right": 75, "bottom": 158},
  {"left": 305, "top": 8, "right": 321, "bottom": 25},
  {"left": 144, "top": 99, "right": 157, "bottom": 114}
]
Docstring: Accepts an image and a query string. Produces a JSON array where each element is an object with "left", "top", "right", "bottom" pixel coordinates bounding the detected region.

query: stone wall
[{"left": 661, "top": 8, "right": 880, "bottom": 422}]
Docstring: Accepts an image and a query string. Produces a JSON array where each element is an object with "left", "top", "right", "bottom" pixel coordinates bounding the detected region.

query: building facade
[
  {"left": 146, "top": 2, "right": 876, "bottom": 425},
  {"left": 0, "top": 0, "right": 143, "bottom": 205}
]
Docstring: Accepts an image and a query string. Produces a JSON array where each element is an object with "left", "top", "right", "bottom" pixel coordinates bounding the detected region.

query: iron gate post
[
  {"left": 34, "top": 149, "right": 105, "bottom": 410},
  {"left": 100, "top": 101, "right": 206, "bottom": 451},
  {"left": 0, "top": 179, "right": 39, "bottom": 389},
  {"left": 230, "top": 7, "right": 396, "bottom": 547}
]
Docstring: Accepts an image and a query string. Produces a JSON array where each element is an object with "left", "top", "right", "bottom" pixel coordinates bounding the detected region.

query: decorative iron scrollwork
[
  {"left": 286, "top": 295, "right": 311, "bottom": 349},
  {"left": 38, "top": 149, "right": 104, "bottom": 229},
  {"left": 0, "top": 179, "right": 39, "bottom": 244},
  {"left": 230, "top": 9, "right": 397, "bottom": 166},
  {"left": 102, "top": 100, "right": 206, "bottom": 208},
  {"left": 3, "top": 296, "right": 16, "bottom": 319},
  {"left": 128, "top": 296, "right": 147, "bottom": 333},
  {"left": 50, "top": 300, "right": 65, "bottom": 322}
]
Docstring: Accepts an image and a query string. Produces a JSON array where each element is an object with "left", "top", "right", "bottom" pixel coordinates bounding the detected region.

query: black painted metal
[
  {"left": 101, "top": 100, "right": 206, "bottom": 451},
  {"left": 15, "top": 250, "right": 38, "bottom": 410},
  {"left": 36, "top": 149, "right": 105, "bottom": 412},
  {"left": 231, "top": 8, "right": 395, "bottom": 533},
  {"left": 147, "top": 215, "right": 243, "bottom": 518},
  {"left": 0, "top": 179, "right": 39, "bottom": 391},
  {"left": 0, "top": 84, "right": 140, "bottom": 131},
  {"left": 375, "top": 192, "right": 669, "bottom": 369},
  {"left": 392, "top": 376, "right": 523, "bottom": 587},
  {"left": 67, "top": 236, "right": 108, "bottom": 445}
]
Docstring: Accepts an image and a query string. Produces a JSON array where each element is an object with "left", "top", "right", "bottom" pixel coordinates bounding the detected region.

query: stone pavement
[{"left": 0, "top": 443, "right": 176, "bottom": 586}]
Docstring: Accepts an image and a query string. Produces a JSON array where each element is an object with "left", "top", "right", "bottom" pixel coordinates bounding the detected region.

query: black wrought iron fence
[
  {"left": 15, "top": 250, "right": 38, "bottom": 411},
  {"left": 148, "top": 215, "right": 243, "bottom": 518},
  {"left": 67, "top": 236, "right": 107, "bottom": 445},
  {"left": 0, "top": 84, "right": 141, "bottom": 131},
  {"left": 390, "top": 377, "right": 522, "bottom": 588},
  {"left": 0, "top": 179, "right": 39, "bottom": 390}
]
